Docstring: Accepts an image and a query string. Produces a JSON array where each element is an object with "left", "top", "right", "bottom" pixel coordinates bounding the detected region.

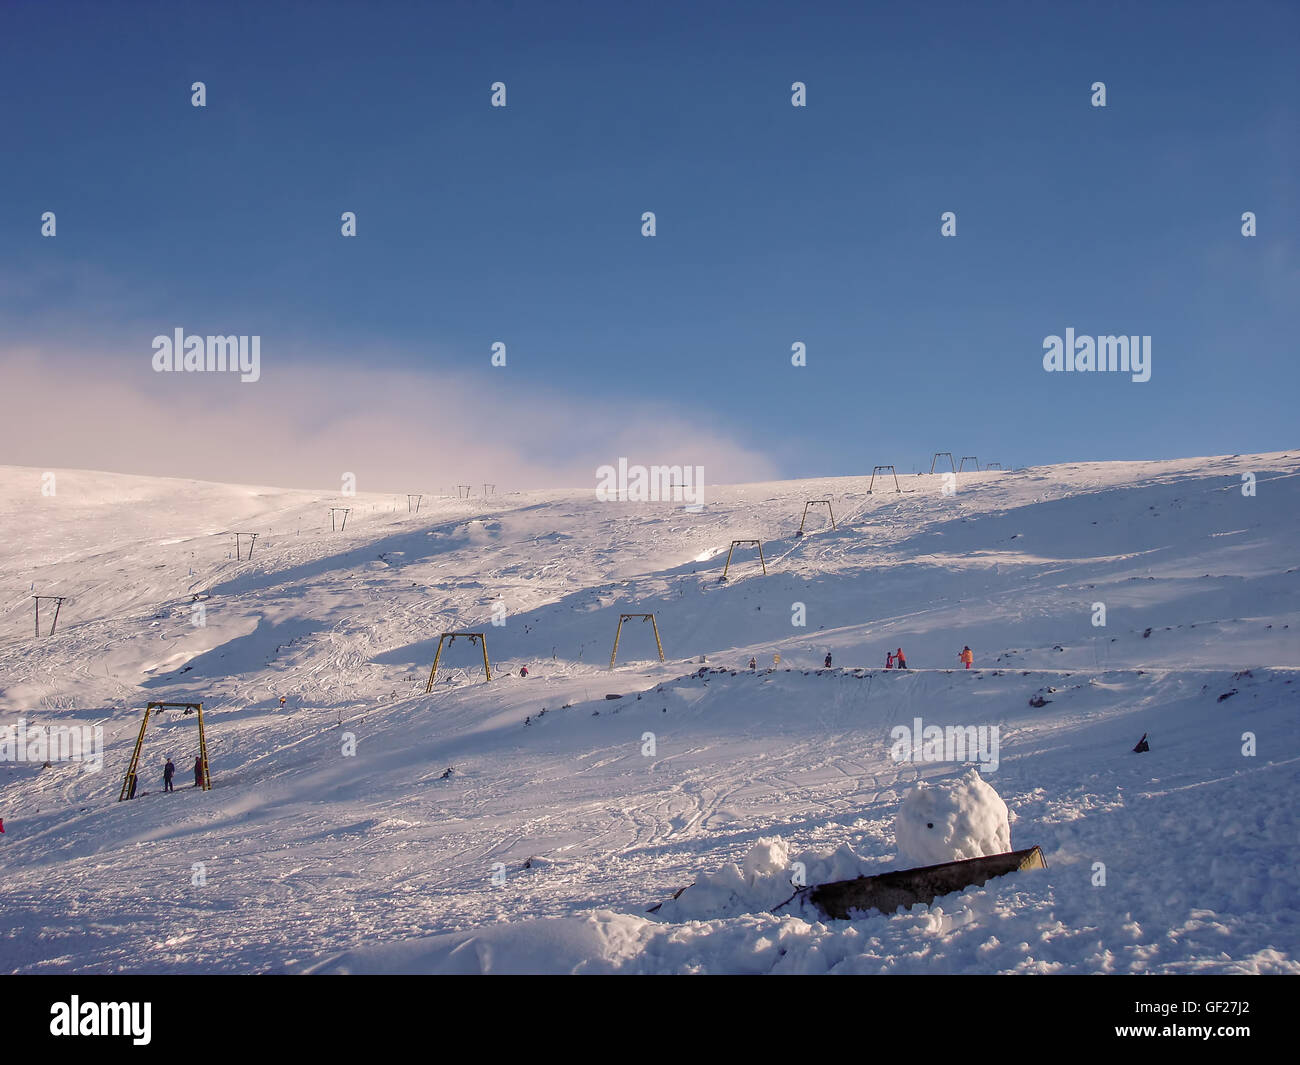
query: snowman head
[{"left": 895, "top": 769, "right": 1011, "bottom": 867}]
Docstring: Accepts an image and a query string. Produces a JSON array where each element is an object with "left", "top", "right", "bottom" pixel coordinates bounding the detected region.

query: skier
[
  {"left": 279, "top": 696, "right": 287, "bottom": 710},
  {"left": 163, "top": 758, "right": 175, "bottom": 793},
  {"left": 885, "top": 651, "right": 894, "bottom": 669},
  {"left": 748, "top": 657, "right": 757, "bottom": 670},
  {"left": 959, "top": 646, "right": 973, "bottom": 669},
  {"left": 824, "top": 652, "right": 832, "bottom": 668},
  {"left": 519, "top": 666, "right": 529, "bottom": 677},
  {"left": 193, "top": 756, "right": 205, "bottom": 788},
  {"left": 895, "top": 647, "right": 908, "bottom": 670}
]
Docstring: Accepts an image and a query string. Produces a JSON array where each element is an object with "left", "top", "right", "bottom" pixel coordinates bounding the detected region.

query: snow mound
[
  {"left": 656, "top": 838, "right": 873, "bottom": 921},
  {"left": 895, "top": 770, "right": 1011, "bottom": 867},
  {"left": 741, "top": 836, "right": 790, "bottom": 880}
]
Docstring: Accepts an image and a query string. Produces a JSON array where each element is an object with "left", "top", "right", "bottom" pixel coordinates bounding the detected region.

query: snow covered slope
[{"left": 0, "top": 453, "right": 1297, "bottom": 973}]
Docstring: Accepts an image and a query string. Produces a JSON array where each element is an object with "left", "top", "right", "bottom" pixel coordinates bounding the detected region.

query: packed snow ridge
[{"left": 0, "top": 452, "right": 1297, "bottom": 973}]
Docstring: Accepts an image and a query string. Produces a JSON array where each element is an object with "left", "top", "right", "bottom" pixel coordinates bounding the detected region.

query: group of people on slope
[
  {"left": 886, "top": 645, "right": 975, "bottom": 669},
  {"left": 161, "top": 756, "right": 205, "bottom": 793},
  {"left": 746, "top": 646, "right": 975, "bottom": 670}
]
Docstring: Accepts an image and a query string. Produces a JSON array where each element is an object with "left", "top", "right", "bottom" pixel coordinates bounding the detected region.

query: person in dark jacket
[
  {"left": 824, "top": 652, "right": 832, "bottom": 668},
  {"left": 194, "top": 756, "right": 205, "bottom": 788},
  {"left": 163, "top": 758, "right": 175, "bottom": 793}
]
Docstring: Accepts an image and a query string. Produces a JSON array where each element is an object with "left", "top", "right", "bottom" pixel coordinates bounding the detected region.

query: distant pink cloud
[{"left": 0, "top": 345, "right": 780, "bottom": 492}]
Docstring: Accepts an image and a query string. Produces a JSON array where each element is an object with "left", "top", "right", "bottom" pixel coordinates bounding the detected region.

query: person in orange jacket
[
  {"left": 959, "top": 646, "right": 974, "bottom": 669},
  {"left": 895, "top": 647, "right": 908, "bottom": 669}
]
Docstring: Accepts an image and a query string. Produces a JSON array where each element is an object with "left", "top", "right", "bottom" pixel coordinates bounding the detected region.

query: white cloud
[{"left": 0, "top": 346, "right": 780, "bottom": 492}]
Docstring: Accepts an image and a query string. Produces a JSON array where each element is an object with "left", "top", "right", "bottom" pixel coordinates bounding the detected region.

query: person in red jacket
[
  {"left": 885, "top": 651, "right": 894, "bottom": 669},
  {"left": 895, "top": 647, "right": 908, "bottom": 669}
]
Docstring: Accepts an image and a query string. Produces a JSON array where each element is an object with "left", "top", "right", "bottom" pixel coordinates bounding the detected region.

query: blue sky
[{"left": 1, "top": 0, "right": 1296, "bottom": 490}]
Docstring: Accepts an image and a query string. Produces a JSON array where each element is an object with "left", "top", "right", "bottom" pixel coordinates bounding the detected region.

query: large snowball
[
  {"left": 741, "top": 837, "right": 790, "bottom": 881},
  {"left": 895, "top": 770, "right": 1011, "bottom": 867}
]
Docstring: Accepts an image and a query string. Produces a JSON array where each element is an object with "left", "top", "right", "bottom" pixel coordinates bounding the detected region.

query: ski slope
[{"left": 0, "top": 453, "right": 1297, "bottom": 974}]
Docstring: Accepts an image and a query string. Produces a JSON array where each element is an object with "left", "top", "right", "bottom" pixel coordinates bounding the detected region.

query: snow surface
[
  {"left": 0, "top": 453, "right": 1297, "bottom": 974},
  {"left": 895, "top": 770, "right": 1011, "bottom": 866}
]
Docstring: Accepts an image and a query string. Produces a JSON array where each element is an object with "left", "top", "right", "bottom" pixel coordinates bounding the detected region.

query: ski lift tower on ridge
[
  {"left": 231, "top": 532, "right": 258, "bottom": 560},
  {"left": 32, "top": 595, "right": 67, "bottom": 637},
  {"left": 610, "top": 613, "right": 665, "bottom": 669},
  {"left": 867, "top": 466, "right": 900, "bottom": 493},
  {"left": 795, "top": 500, "right": 836, "bottom": 536},
  {"left": 424, "top": 632, "right": 493, "bottom": 691},
  {"left": 719, "top": 540, "right": 767, "bottom": 581},
  {"left": 119, "top": 701, "right": 212, "bottom": 800}
]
